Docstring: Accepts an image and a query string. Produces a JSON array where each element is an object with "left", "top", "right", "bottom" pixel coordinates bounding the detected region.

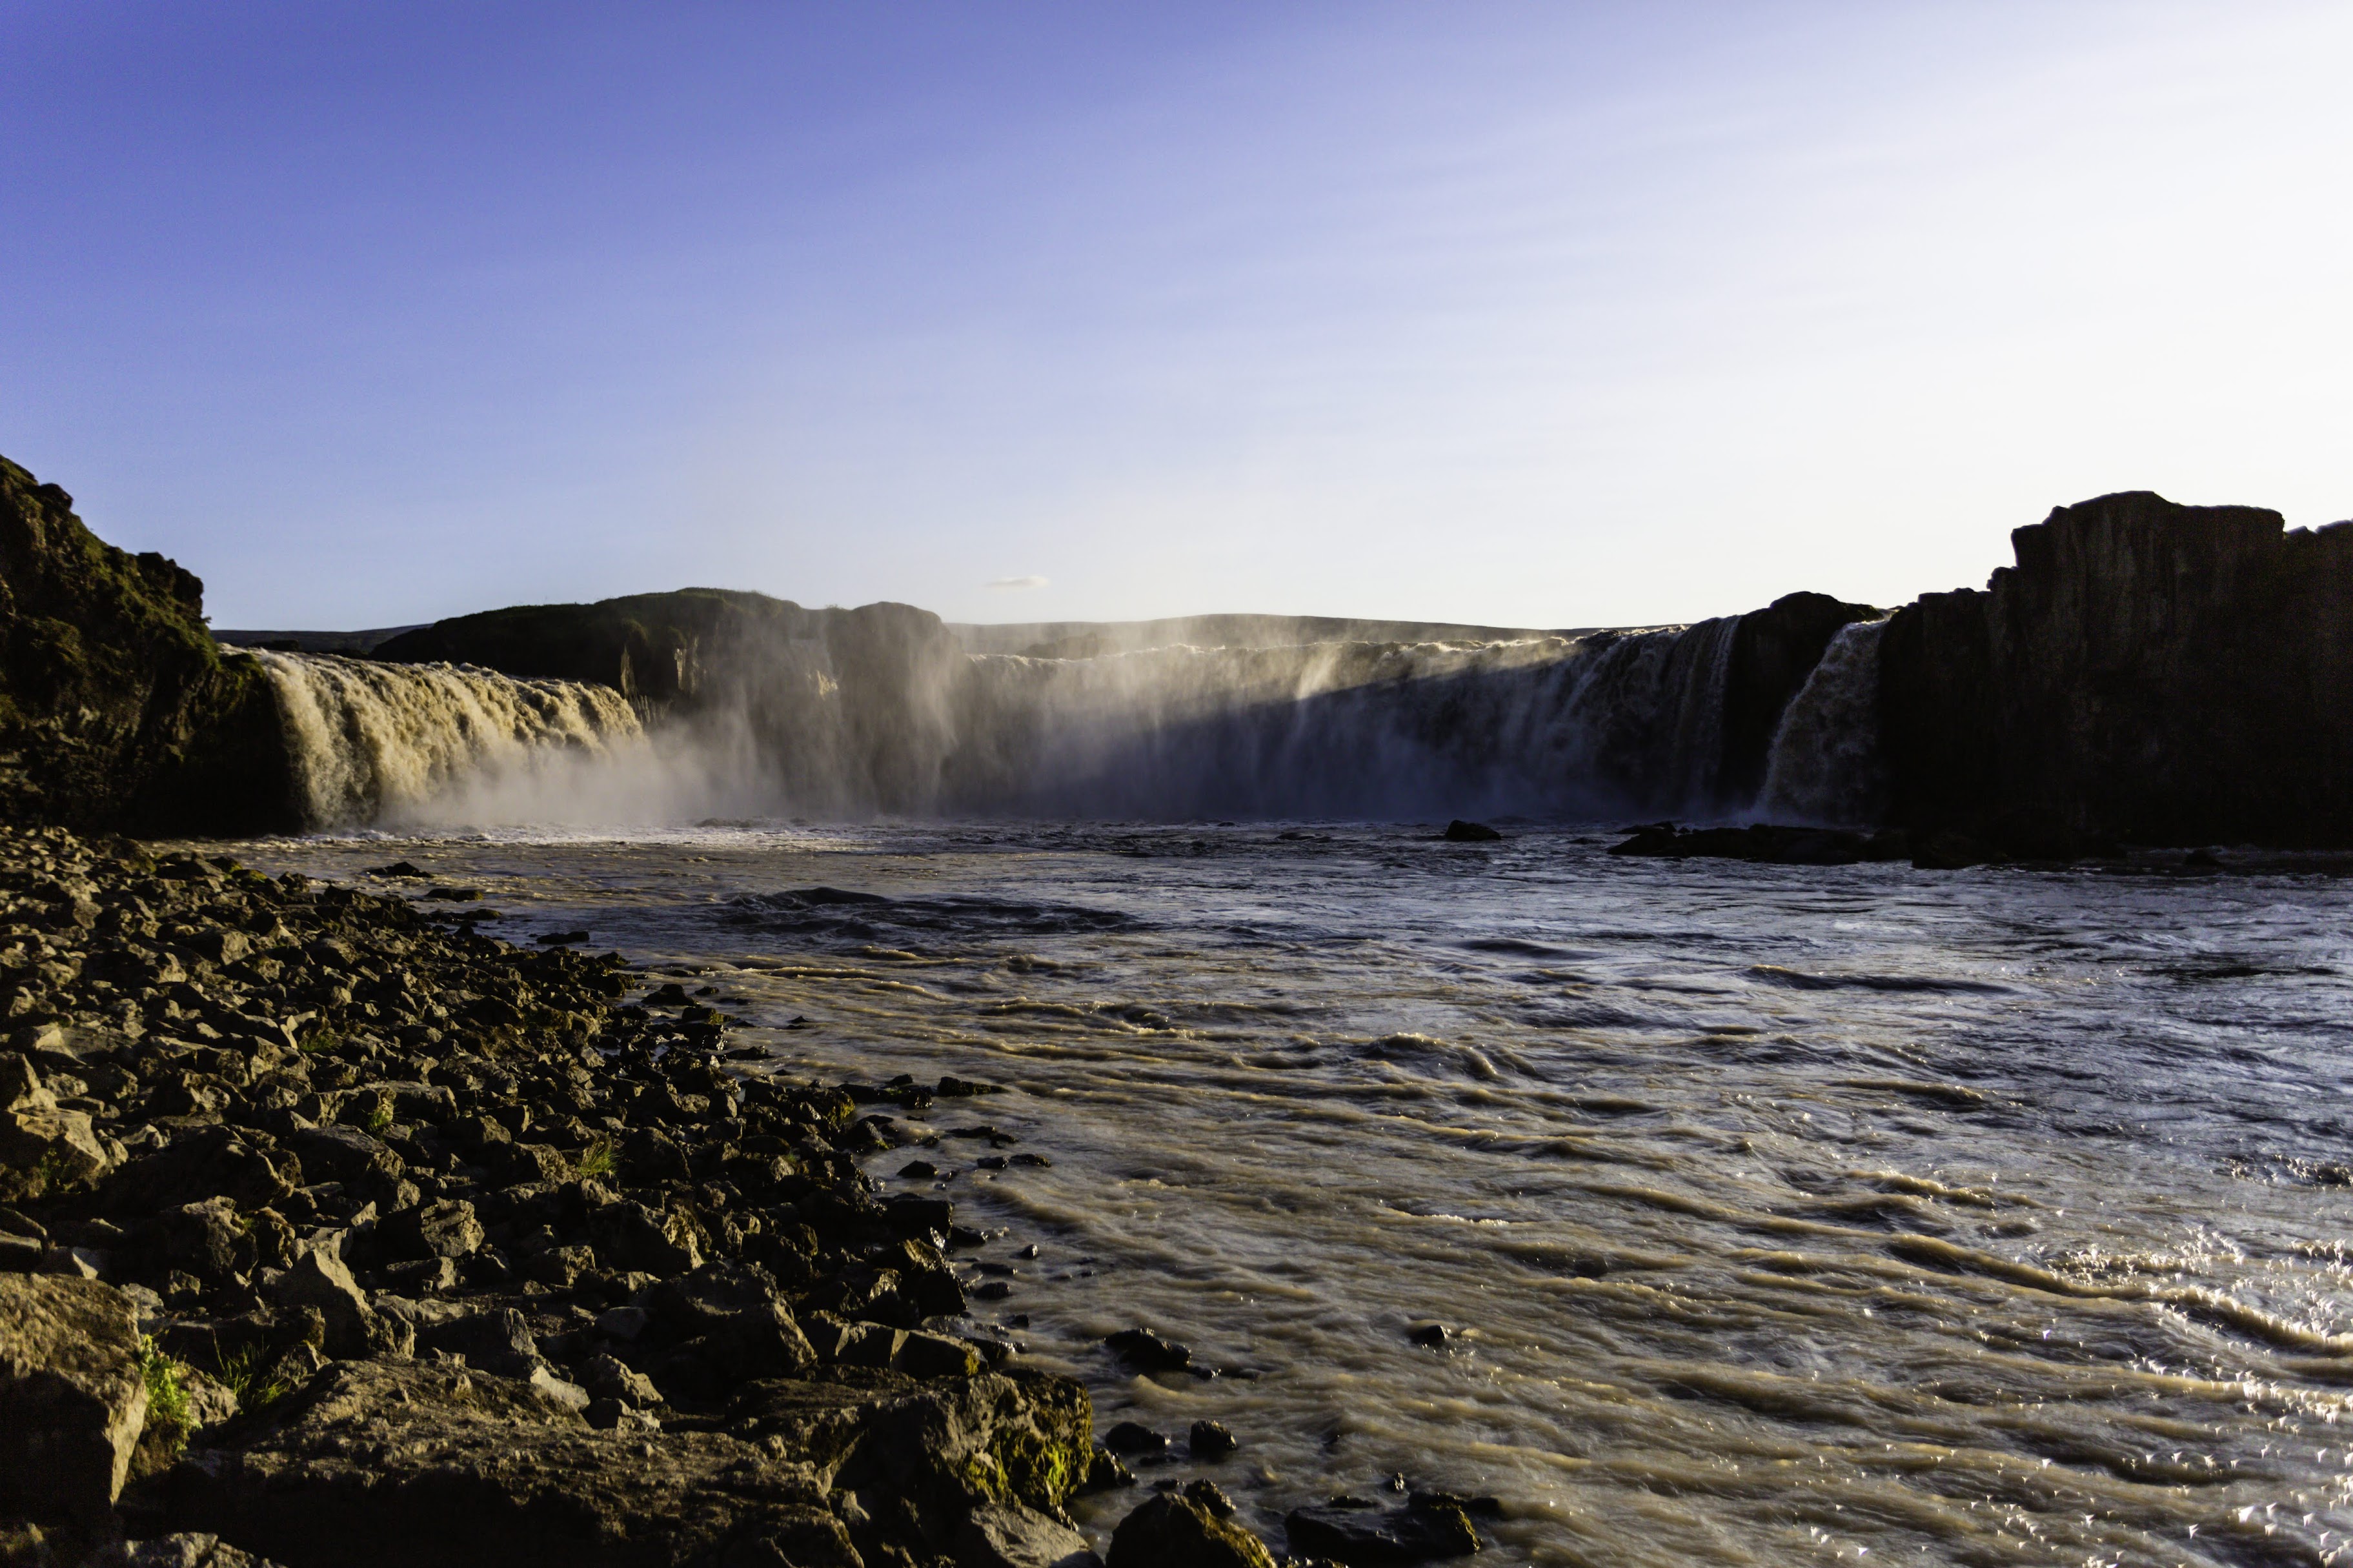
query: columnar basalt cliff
[
  {"left": 1879, "top": 491, "right": 2353, "bottom": 848},
  {"left": 0, "top": 459, "right": 295, "bottom": 836}
]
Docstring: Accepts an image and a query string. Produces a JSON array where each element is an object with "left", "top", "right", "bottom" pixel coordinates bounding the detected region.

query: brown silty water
[{"left": 217, "top": 821, "right": 2353, "bottom": 1568}]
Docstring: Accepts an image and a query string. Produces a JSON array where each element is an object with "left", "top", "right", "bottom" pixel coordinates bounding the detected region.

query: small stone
[{"left": 1406, "top": 1322, "right": 1453, "bottom": 1349}]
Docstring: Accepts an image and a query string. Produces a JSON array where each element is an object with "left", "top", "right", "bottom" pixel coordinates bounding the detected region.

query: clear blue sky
[{"left": 4, "top": 2, "right": 2348, "bottom": 630}]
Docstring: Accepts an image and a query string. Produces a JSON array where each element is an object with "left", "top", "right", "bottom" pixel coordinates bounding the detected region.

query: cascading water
[
  {"left": 254, "top": 650, "right": 651, "bottom": 827},
  {"left": 1755, "top": 617, "right": 1889, "bottom": 825},
  {"left": 252, "top": 614, "right": 1829, "bottom": 828}
]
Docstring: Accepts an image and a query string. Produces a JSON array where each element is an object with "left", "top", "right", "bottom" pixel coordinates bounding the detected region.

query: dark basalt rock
[
  {"left": 1440, "top": 820, "right": 1500, "bottom": 843},
  {"left": 0, "top": 1274, "right": 150, "bottom": 1527},
  {"left": 1879, "top": 492, "right": 2353, "bottom": 847},
  {"left": 0, "top": 455, "right": 296, "bottom": 836},
  {"left": 1108, "top": 1481, "right": 1277, "bottom": 1568},
  {"left": 1103, "top": 1328, "right": 1191, "bottom": 1372},
  {"left": 161, "top": 1359, "right": 856, "bottom": 1568},
  {"left": 1188, "top": 1418, "right": 1238, "bottom": 1458},
  {"left": 1102, "top": 1421, "right": 1167, "bottom": 1456},
  {"left": 1284, "top": 1495, "right": 1482, "bottom": 1564},
  {"left": 1607, "top": 824, "right": 1914, "bottom": 865}
]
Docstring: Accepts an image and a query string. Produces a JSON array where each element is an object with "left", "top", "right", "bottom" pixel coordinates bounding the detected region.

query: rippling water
[{"left": 224, "top": 822, "right": 2353, "bottom": 1567}]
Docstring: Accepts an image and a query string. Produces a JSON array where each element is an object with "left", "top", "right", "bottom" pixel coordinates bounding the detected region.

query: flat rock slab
[
  {"left": 161, "top": 1360, "right": 853, "bottom": 1568},
  {"left": 0, "top": 1273, "right": 150, "bottom": 1525}
]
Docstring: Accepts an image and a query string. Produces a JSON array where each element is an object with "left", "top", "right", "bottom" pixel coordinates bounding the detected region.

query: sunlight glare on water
[{"left": 230, "top": 821, "right": 2353, "bottom": 1567}]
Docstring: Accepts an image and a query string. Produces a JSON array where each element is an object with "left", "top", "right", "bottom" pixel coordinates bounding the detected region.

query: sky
[{"left": 3, "top": 2, "right": 2350, "bottom": 632}]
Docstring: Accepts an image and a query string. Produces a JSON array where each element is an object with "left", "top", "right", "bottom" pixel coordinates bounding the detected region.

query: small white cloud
[{"left": 986, "top": 575, "right": 1049, "bottom": 590}]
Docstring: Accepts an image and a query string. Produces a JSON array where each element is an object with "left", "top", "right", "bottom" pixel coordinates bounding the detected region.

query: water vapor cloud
[{"left": 987, "top": 576, "right": 1049, "bottom": 590}]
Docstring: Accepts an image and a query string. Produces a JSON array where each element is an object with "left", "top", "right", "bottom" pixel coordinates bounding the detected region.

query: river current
[{"left": 219, "top": 821, "right": 2353, "bottom": 1567}]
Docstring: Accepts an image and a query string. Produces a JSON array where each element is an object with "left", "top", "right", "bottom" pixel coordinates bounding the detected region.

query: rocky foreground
[{"left": 0, "top": 826, "right": 1485, "bottom": 1567}]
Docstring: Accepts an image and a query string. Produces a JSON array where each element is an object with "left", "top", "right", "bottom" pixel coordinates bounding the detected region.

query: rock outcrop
[
  {"left": 1879, "top": 491, "right": 2353, "bottom": 847},
  {"left": 0, "top": 457, "right": 294, "bottom": 836}
]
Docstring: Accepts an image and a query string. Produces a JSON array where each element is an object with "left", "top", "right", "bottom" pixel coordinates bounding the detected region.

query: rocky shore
[{"left": 0, "top": 825, "right": 1458, "bottom": 1568}]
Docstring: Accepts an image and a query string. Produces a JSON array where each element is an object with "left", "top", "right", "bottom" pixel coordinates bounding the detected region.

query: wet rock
[
  {"left": 0, "top": 1275, "right": 150, "bottom": 1526},
  {"left": 1080, "top": 1443, "right": 1135, "bottom": 1493},
  {"left": 1102, "top": 1421, "right": 1167, "bottom": 1456},
  {"left": 1440, "top": 820, "right": 1502, "bottom": 843},
  {"left": 1283, "top": 1496, "right": 1482, "bottom": 1564},
  {"left": 1103, "top": 1328, "right": 1190, "bottom": 1372},
  {"left": 1189, "top": 1418, "right": 1238, "bottom": 1458},
  {"left": 1405, "top": 1323, "right": 1451, "bottom": 1349},
  {"left": 1108, "top": 1482, "right": 1277, "bottom": 1568}
]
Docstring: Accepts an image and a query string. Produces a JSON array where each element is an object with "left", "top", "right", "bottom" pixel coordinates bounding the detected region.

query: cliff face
[
  {"left": 1879, "top": 491, "right": 2353, "bottom": 847},
  {"left": 0, "top": 457, "right": 295, "bottom": 835}
]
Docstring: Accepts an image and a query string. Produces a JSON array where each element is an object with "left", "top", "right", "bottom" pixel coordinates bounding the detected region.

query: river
[{"left": 216, "top": 820, "right": 2353, "bottom": 1567}]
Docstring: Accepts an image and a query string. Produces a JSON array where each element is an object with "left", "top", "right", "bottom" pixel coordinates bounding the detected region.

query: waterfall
[
  {"left": 1755, "top": 618, "right": 1889, "bottom": 826},
  {"left": 254, "top": 650, "right": 651, "bottom": 828},
  {"left": 249, "top": 615, "right": 1832, "bottom": 828}
]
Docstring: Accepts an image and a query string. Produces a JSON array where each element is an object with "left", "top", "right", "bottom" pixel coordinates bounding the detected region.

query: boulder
[
  {"left": 376, "top": 1198, "right": 481, "bottom": 1261},
  {"left": 0, "top": 1102, "right": 113, "bottom": 1200},
  {"left": 414, "top": 1306, "right": 540, "bottom": 1379},
  {"left": 282, "top": 1126, "right": 401, "bottom": 1189},
  {"left": 0, "top": 1274, "right": 150, "bottom": 1525},
  {"left": 158, "top": 1359, "right": 852, "bottom": 1568},
  {"left": 722, "top": 1367, "right": 1093, "bottom": 1551},
  {"left": 589, "top": 1200, "right": 702, "bottom": 1275},
  {"left": 269, "top": 1249, "right": 406, "bottom": 1361},
  {"left": 956, "top": 1503, "right": 1100, "bottom": 1568},
  {"left": 0, "top": 1052, "right": 113, "bottom": 1201},
  {"left": 1108, "top": 1485, "right": 1277, "bottom": 1568},
  {"left": 1284, "top": 1498, "right": 1481, "bottom": 1564}
]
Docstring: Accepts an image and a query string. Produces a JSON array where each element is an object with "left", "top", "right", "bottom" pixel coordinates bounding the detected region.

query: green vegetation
[
  {"left": 216, "top": 1344, "right": 292, "bottom": 1411},
  {"left": 138, "top": 1336, "right": 194, "bottom": 1458},
  {"left": 576, "top": 1136, "right": 617, "bottom": 1179}
]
